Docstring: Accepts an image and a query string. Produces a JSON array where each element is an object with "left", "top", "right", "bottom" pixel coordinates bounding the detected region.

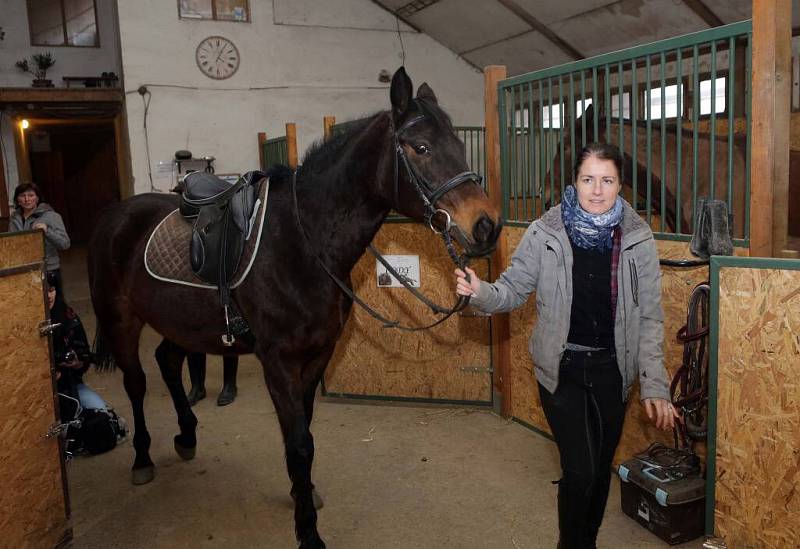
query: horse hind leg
[
  {"left": 154, "top": 339, "right": 198, "bottom": 460},
  {"left": 101, "top": 315, "right": 155, "bottom": 485}
]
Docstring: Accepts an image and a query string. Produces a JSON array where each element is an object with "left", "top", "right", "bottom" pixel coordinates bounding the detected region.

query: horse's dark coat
[{"left": 88, "top": 68, "right": 501, "bottom": 548}]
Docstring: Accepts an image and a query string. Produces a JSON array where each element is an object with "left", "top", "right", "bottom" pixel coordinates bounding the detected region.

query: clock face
[{"left": 195, "top": 36, "right": 240, "bottom": 80}]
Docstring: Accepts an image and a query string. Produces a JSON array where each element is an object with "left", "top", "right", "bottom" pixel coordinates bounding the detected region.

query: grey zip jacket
[
  {"left": 471, "top": 200, "right": 670, "bottom": 402},
  {"left": 9, "top": 203, "right": 71, "bottom": 271}
]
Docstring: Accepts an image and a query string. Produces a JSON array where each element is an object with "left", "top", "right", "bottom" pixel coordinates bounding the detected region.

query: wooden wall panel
[
  {"left": 0, "top": 231, "right": 44, "bottom": 269},
  {"left": 325, "top": 223, "right": 492, "bottom": 402},
  {"left": 713, "top": 263, "right": 800, "bottom": 547},
  {"left": 0, "top": 265, "right": 68, "bottom": 547}
]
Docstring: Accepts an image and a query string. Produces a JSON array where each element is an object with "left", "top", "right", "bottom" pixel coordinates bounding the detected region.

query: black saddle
[{"left": 177, "top": 170, "right": 265, "bottom": 344}]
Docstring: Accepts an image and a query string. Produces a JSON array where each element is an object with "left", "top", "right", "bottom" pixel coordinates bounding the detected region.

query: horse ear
[
  {"left": 416, "top": 82, "right": 438, "bottom": 104},
  {"left": 390, "top": 66, "right": 413, "bottom": 122}
]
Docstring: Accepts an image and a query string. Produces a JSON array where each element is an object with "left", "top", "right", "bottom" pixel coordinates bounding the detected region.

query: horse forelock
[{"left": 413, "top": 97, "right": 453, "bottom": 132}]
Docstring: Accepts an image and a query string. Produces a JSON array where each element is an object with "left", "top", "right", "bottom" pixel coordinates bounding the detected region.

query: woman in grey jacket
[
  {"left": 10, "top": 182, "right": 71, "bottom": 295},
  {"left": 455, "top": 143, "right": 678, "bottom": 549}
]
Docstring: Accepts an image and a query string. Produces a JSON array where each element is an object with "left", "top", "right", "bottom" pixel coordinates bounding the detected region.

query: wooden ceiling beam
[
  {"left": 0, "top": 88, "right": 122, "bottom": 103},
  {"left": 495, "top": 0, "right": 584, "bottom": 60},
  {"left": 682, "top": 0, "right": 724, "bottom": 27}
]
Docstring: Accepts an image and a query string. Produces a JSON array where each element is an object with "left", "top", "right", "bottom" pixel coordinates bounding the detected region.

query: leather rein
[{"left": 292, "top": 114, "right": 481, "bottom": 332}]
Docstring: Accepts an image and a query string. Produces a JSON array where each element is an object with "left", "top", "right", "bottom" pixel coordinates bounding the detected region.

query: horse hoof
[
  {"left": 174, "top": 438, "right": 196, "bottom": 460},
  {"left": 132, "top": 466, "right": 155, "bottom": 485},
  {"left": 298, "top": 536, "right": 326, "bottom": 549}
]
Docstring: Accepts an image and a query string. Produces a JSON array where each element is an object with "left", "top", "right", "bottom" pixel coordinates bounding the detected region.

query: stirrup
[{"left": 222, "top": 305, "right": 235, "bottom": 346}]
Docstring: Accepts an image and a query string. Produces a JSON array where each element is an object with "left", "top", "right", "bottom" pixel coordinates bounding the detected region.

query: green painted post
[
  {"left": 692, "top": 44, "right": 699, "bottom": 230},
  {"left": 744, "top": 32, "right": 752, "bottom": 240},
  {"left": 710, "top": 40, "right": 717, "bottom": 198},
  {"left": 580, "top": 71, "right": 587, "bottom": 146},
  {"left": 660, "top": 51, "right": 667, "bottom": 232},
  {"left": 632, "top": 58, "right": 638, "bottom": 212},
  {"left": 592, "top": 67, "right": 599, "bottom": 140},
  {"left": 676, "top": 48, "right": 683, "bottom": 234},
  {"left": 646, "top": 55, "right": 652, "bottom": 224}
]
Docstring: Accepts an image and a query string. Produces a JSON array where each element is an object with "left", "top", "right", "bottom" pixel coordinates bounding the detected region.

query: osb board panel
[
  {"left": 613, "top": 240, "right": 709, "bottom": 466},
  {"left": 325, "top": 224, "right": 492, "bottom": 402},
  {"left": 0, "top": 269, "right": 68, "bottom": 548},
  {"left": 714, "top": 266, "right": 800, "bottom": 548},
  {"left": 0, "top": 231, "right": 44, "bottom": 269},
  {"left": 506, "top": 234, "right": 716, "bottom": 463}
]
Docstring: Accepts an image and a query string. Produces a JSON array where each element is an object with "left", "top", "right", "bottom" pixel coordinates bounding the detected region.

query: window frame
[
  {"left": 27, "top": 0, "right": 100, "bottom": 48},
  {"left": 177, "top": 0, "right": 251, "bottom": 23}
]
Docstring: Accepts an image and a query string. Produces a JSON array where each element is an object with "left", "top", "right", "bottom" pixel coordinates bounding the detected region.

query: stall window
[
  {"left": 699, "top": 77, "right": 726, "bottom": 115},
  {"left": 28, "top": 0, "right": 98, "bottom": 47},
  {"left": 646, "top": 84, "right": 684, "bottom": 119},
  {"left": 541, "top": 99, "right": 593, "bottom": 129},
  {"left": 179, "top": 0, "right": 250, "bottom": 22}
]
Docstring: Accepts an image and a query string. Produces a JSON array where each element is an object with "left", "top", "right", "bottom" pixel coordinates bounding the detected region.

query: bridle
[{"left": 292, "top": 112, "right": 483, "bottom": 332}]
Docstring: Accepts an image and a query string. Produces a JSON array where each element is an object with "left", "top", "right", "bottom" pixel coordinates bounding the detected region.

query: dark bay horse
[{"left": 88, "top": 67, "right": 501, "bottom": 548}]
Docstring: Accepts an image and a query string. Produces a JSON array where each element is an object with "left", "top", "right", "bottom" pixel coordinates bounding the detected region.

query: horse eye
[{"left": 413, "top": 144, "right": 429, "bottom": 155}]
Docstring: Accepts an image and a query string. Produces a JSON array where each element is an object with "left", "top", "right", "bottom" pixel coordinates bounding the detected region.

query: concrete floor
[{"left": 60, "top": 247, "right": 704, "bottom": 548}]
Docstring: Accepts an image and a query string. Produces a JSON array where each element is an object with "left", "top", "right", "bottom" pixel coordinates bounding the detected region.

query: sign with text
[{"left": 376, "top": 255, "right": 420, "bottom": 288}]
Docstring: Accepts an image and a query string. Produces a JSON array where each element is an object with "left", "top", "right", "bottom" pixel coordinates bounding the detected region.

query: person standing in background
[{"left": 10, "top": 182, "right": 70, "bottom": 296}]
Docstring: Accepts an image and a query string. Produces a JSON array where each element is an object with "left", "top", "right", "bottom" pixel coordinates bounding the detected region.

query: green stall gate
[
  {"left": 498, "top": 21, "right": 752, "bottom": 245},
  {"left": 261, "top": 135, "right": 288, "bottom": 169}
]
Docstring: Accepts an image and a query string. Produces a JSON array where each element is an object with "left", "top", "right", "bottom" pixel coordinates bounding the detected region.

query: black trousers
[{"left": 538, "top": 349, "right": 626, "bottom": 549}]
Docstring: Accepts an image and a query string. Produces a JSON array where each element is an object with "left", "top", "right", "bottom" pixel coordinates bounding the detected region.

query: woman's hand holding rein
[{"left": 454, "top": 267, "right": 481, "bottom": 297}]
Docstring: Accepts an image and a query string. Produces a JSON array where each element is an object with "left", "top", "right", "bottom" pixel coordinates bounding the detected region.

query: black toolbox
[{"left": 618, "top": 456, "right": 706, "bottom": 545}]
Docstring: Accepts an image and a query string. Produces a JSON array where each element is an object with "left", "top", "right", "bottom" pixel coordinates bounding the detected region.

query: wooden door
[{"left": 0, "top": 231, "right": 70, "bottom": 548}]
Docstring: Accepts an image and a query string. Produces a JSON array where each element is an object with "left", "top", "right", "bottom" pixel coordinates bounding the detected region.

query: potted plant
[{"left": 16, "top": 52, "right": 56, "bottom": 88}]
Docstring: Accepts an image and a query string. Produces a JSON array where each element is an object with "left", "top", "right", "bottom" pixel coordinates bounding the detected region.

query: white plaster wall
[
  {"left": 0, "top": 0, "right": 121, "bottom": 88},
  {"left": 118, "top": 0, "right": 484, "bottom": 194}
]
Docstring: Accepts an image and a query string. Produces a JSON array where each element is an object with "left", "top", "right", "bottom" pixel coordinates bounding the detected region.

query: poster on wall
[{"left": 376, "top": 255, "right": 420, "bottom": 288}]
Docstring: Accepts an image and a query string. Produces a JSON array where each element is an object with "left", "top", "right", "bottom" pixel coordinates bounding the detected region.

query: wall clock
[{"left": 195, "top": 36, "right": 240, "bottom": 80}]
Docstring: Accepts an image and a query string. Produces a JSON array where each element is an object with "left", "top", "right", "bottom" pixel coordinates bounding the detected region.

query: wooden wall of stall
[{"left": 706, "top": 256, "right": 800, "bottom": 547}]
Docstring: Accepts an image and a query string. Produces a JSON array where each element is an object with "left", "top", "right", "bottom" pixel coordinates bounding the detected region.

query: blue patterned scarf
[{"left": 561, "top": 185, "right": 623, "bottom": 251}]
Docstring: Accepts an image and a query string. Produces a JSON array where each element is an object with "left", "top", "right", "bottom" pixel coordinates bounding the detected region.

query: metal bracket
[
  {"left": 38, "top": 320, "right": 61, "bottom": 337},
  {"left": 46, "top": 422, "right": 69, "bottom": 439},
  {"left": 46, "top": 419, "right": 81, "bottom": 439}
]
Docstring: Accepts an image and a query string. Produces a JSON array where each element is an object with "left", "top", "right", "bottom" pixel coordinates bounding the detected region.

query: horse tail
[{"left": 92, "top": 325, "right": 117, "bottom": 372}]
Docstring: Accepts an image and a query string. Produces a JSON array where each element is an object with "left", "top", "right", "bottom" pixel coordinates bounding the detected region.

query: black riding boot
[
  {"left": 216, "top": 356, "right": 238, "bottom": 406},
  {"left": 186, "top": 353, "right": 207, "bottom": 406}
]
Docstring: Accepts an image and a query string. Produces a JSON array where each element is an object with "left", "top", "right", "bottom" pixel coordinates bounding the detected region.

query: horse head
[{"left": 386, "top": 67, "right": 502, "bottom": 258}]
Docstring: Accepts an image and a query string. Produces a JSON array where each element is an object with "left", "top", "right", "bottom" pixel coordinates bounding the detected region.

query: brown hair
[
  {"left": 573, "top": 142, "right": 624, "bottom": 182},
  {"left": 13, "top": 182, "right": 43, "bottom": 211}
]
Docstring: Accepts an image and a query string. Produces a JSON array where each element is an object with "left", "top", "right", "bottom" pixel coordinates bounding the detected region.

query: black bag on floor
[{"left": 74, "top": 409, "right": 125, "bottom": 455}]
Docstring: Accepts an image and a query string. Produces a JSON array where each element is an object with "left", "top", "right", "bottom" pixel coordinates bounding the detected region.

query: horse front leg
[
  {"left": 154, "top": 339, "right": 198, "bottom": 460},
  {"left": 259, "top": 345, "right": 333, "bottom": 549}
]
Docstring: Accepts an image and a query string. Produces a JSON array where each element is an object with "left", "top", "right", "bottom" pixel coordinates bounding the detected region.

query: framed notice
[{"left": 376, "top": 255, "right": 420, "bottom": 288}]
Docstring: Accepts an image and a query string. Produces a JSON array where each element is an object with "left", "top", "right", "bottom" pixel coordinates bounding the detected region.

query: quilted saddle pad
[{"left": 144, "top": 177, "right": 270, "bottom": 289}]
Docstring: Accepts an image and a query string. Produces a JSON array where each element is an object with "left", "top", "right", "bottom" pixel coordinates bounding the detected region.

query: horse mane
[
  {"left": 300, "top": 113, "right": 382, "bottom": 173},
  {"left": 299, "top": 97, "right": 452, "bottom": 176}
]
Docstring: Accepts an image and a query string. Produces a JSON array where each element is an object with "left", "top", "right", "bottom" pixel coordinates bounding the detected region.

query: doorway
[{"left": 29, "top": 121, "right": 120, "bottom": 244}]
